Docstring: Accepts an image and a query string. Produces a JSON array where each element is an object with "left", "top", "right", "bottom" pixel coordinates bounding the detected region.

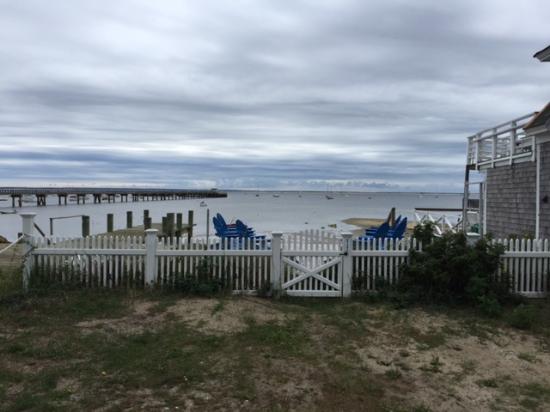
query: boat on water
[
  {"left": 0, "top": 210, "right": 17, "bottom": 214},
  {"left": 272, "top": 194, "right": 280, "bottom": 198},
  {"left": 200, "top": 201, "right": 207, "bottom": 207},
  {"left": 325, "top": 195, "right": 334, "bottom": 200}
]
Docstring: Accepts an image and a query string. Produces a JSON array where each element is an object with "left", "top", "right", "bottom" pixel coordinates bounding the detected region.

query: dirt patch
[
  {"left": 356, "top": 308, "right": 550, "bottom": 411},
  {"left": 77, "top": 297, "right": 291, "bottom": 336},
  {"left": 167, "top": 298, "right": 290, "bottom": 335}
]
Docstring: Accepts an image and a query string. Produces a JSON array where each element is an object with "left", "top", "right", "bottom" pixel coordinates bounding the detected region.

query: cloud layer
[{"left": 1, "top": 0, "right": 548, "bottom": 191}]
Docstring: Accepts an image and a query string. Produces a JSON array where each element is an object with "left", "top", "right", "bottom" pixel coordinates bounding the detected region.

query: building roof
[
  {"left": 524, "top": 102, "right": 550, "bottom": 132},
  {"left": 534, "top": 45, "right": 550, "bottom": 62}
]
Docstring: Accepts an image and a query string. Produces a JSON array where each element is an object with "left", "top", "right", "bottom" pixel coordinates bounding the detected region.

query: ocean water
[{"left": 0, "top": 191, "right": 462, "bottom": 241}]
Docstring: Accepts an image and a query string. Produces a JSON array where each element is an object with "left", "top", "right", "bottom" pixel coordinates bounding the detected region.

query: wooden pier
[{"left": 0, "top": 187, "right": 226, "bottom": 208}]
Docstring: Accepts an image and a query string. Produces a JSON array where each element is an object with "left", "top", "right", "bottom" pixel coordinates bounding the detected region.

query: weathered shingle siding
[
  {"left": 485, "top": 161, "right": 536, "bottom": 238},
  {"left": 540, "top": 141, "right": 550, "bottom": 239},
  {"left": 485, "top": 141, "right": 550, "bottom": 239}
]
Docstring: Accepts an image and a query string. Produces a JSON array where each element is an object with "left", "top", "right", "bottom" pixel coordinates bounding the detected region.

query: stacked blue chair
[
  {"left": 213, "top": 213, "right": 268, "bottom": 249},
  {"left": 365, "top": 215, "right": 402, "bottom": 236},
  {"left": 387, "top": 217, "right": 407, "bottom": 240},
  {"left": 357, "top": 221, "right": 390, "bottom": 242}
]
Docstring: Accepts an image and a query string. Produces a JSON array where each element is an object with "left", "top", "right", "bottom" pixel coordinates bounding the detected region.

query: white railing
[
  {"left": 17, "top": 214, "right": 550, "bottom": 298},
  {"left": 466, "top": 112, "right": 537, "bottom": 169}
]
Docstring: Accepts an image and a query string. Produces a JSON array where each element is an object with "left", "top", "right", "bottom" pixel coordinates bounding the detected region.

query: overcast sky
[{"left": 0, "top": 0, "right": 548, "bottom": 192}]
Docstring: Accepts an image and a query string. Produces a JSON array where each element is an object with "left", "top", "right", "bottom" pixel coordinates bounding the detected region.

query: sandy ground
[{"left": 61, "top": 298, "right": 550, "bottom": 411}]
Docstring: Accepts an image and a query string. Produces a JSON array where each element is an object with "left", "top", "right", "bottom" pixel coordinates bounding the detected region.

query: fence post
[
  {"left": 341, "top": 232, "right": 353, "bottom": 298},
  {"left": 271, "top": 232, "right": 283, "bottom": 296},
  {"left": 144, "top": 229, "right": 158, "bottom": 286},
  {"left": 20, "top": 213, "right": 36, "bottom": 292}
]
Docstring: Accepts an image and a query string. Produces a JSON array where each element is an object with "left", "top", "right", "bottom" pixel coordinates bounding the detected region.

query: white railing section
[
  {"left": 494, "top": 238, "right": 550, "bottom": 298},
  {"left": 352, "top": 238, "right": 418, "bottom": 292},
  {"left": 466, "top": 112, "right": 537, "bottom": 169},
  {"left": 0, "top": 236, "right": 24, "bottom": 255}
]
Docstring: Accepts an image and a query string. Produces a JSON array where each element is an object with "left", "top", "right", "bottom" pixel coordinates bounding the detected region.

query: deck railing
[{"left": 466, "top": 112, "right": 537, "bottom": 169}]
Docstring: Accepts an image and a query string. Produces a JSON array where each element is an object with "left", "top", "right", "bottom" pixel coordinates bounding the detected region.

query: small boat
[
  {"left": 273, "top": 194, "right": 280, "bottom": 198},
  {"left": 325, "top": 195, "right": 334, "bottom": 200},
  {"left": 256, "top": 194, "right": 260, "bottom": 197},
  {"left": 200, "top": 201, "right": 207, "bottom": 207}
]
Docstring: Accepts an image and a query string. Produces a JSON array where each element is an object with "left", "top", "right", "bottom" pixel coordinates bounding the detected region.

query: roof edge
[
  {"left": 524, "top": 102, "right": 550, "bottom": 130},
  {"left": 534, "top": 45, "right": 550, "bottom": 62}
]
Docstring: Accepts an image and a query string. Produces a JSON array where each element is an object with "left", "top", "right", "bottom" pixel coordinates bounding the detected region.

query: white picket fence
[
  {"left": 494, "top": 238, "right": 550, "bottom": 298},
  {"left": 17, "top": 214, "right": 550, "bottom": 298}
]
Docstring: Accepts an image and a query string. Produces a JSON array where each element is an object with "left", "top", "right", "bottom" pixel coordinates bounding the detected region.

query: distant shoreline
[{"left": 224, "top": 189, "right": 463, "bottom": 195}]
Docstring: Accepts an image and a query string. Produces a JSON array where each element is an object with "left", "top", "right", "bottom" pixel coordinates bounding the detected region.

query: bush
[
  {"left": 507, "top": 304, "right": 538, "bottom": 330},
  {"left": 391, "top": 231, "right": 513, "bottom": 310}
]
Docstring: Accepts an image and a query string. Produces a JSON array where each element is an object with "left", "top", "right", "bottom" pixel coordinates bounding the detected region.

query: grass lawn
[{"left": 1, "top": 290, "right": 550, "bottom": 411}]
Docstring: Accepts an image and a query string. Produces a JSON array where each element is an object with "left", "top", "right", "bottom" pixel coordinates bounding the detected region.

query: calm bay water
[{"left": 0, "top": 191, "right": 462, "bottom": 241}]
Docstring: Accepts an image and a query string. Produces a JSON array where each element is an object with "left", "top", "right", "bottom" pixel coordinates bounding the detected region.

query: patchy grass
[{"left": 1, "top": 292, "right": 550, "bottom": 411}]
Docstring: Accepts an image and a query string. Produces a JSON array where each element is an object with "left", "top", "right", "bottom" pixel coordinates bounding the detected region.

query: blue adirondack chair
[
  {"left": 357, "top": 221, "right": 390, "bottom": 242},
  {"left": 213, "top": 214, "right": 268, "bottom": 249},
  {"left": 387, "top": 217, "right": 407, "bottom": 239},
  {"left": 365, "top": 215, "right": 402, "bottom": 235}
]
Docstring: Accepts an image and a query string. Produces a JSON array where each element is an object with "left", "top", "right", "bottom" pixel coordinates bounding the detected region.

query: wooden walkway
[{"left": 0, "top": 187, "right": 226, "bottom": 207}]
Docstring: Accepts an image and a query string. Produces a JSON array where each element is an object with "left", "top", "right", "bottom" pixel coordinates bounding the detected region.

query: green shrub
[
  {"left": 412, "top": 221, "right": 436, "bottom": 246},
  {"left": 390, "top": 232, "right": 513, "bottom": 309},
  {"left": 507, "top": 304, "right": 538, "bottom": 330}
]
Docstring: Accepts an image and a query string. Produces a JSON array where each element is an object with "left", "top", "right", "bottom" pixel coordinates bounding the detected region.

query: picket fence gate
[{"left": 17, "top": 214, "right": 550, "bottom": 298}]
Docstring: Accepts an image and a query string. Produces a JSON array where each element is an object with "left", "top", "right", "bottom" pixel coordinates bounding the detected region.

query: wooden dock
[{"left": 0, "top": 187, "right": 226, "bottom": 208}]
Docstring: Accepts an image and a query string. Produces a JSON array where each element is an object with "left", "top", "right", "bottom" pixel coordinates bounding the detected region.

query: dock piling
[
  {"left": 144, "top": 217, "right": 152, "bottom": 230},
  {"left": 126, "top": 211, "right": 133, "bottom": 229},
  {"left": 187, "top": 210, "right": 194, "bottom": 244},
  {"left": 82, "top": 216, "right": 90, "bottom": 237},
  {"left": 107, "top": 214, "right": 114, "bottom": 233}
]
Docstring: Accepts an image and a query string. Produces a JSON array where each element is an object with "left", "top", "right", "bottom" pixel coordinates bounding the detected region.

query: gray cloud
[{"left": 0, "top": 0, "right": 548, "bottom": 192}]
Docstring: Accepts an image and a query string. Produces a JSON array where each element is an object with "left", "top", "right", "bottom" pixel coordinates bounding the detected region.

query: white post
[
  {"left": 271, "top": 232, "right": 282, "bottom": 295},
  {"left": 20, "top": 213, "right": 36, "bottom": 291},
  {"left": 21, "top": 213, "right": 35, "bottom": 237},
  {"left": 145, "top": 229, "right": 158, "bottom": 286},
  {"left": 341, "top": 232, "right": 353, "bottom": 298}
]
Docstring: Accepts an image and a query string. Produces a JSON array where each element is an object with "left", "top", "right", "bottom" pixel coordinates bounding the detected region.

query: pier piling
[
  {"left": 82, "top": 216, "right": 90, "bottom": 237},
  {"left": 187, "top": 210, "right": 194, "bottom": 243},
  {"left": 126, "top": 211, "right": 133, "bottom": 229},
  {"left": 107, "top": 214, "right": 114, "bottom": 233},
  {"left": 144, "top": 217, "right": 152, "bottom": 230}
]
